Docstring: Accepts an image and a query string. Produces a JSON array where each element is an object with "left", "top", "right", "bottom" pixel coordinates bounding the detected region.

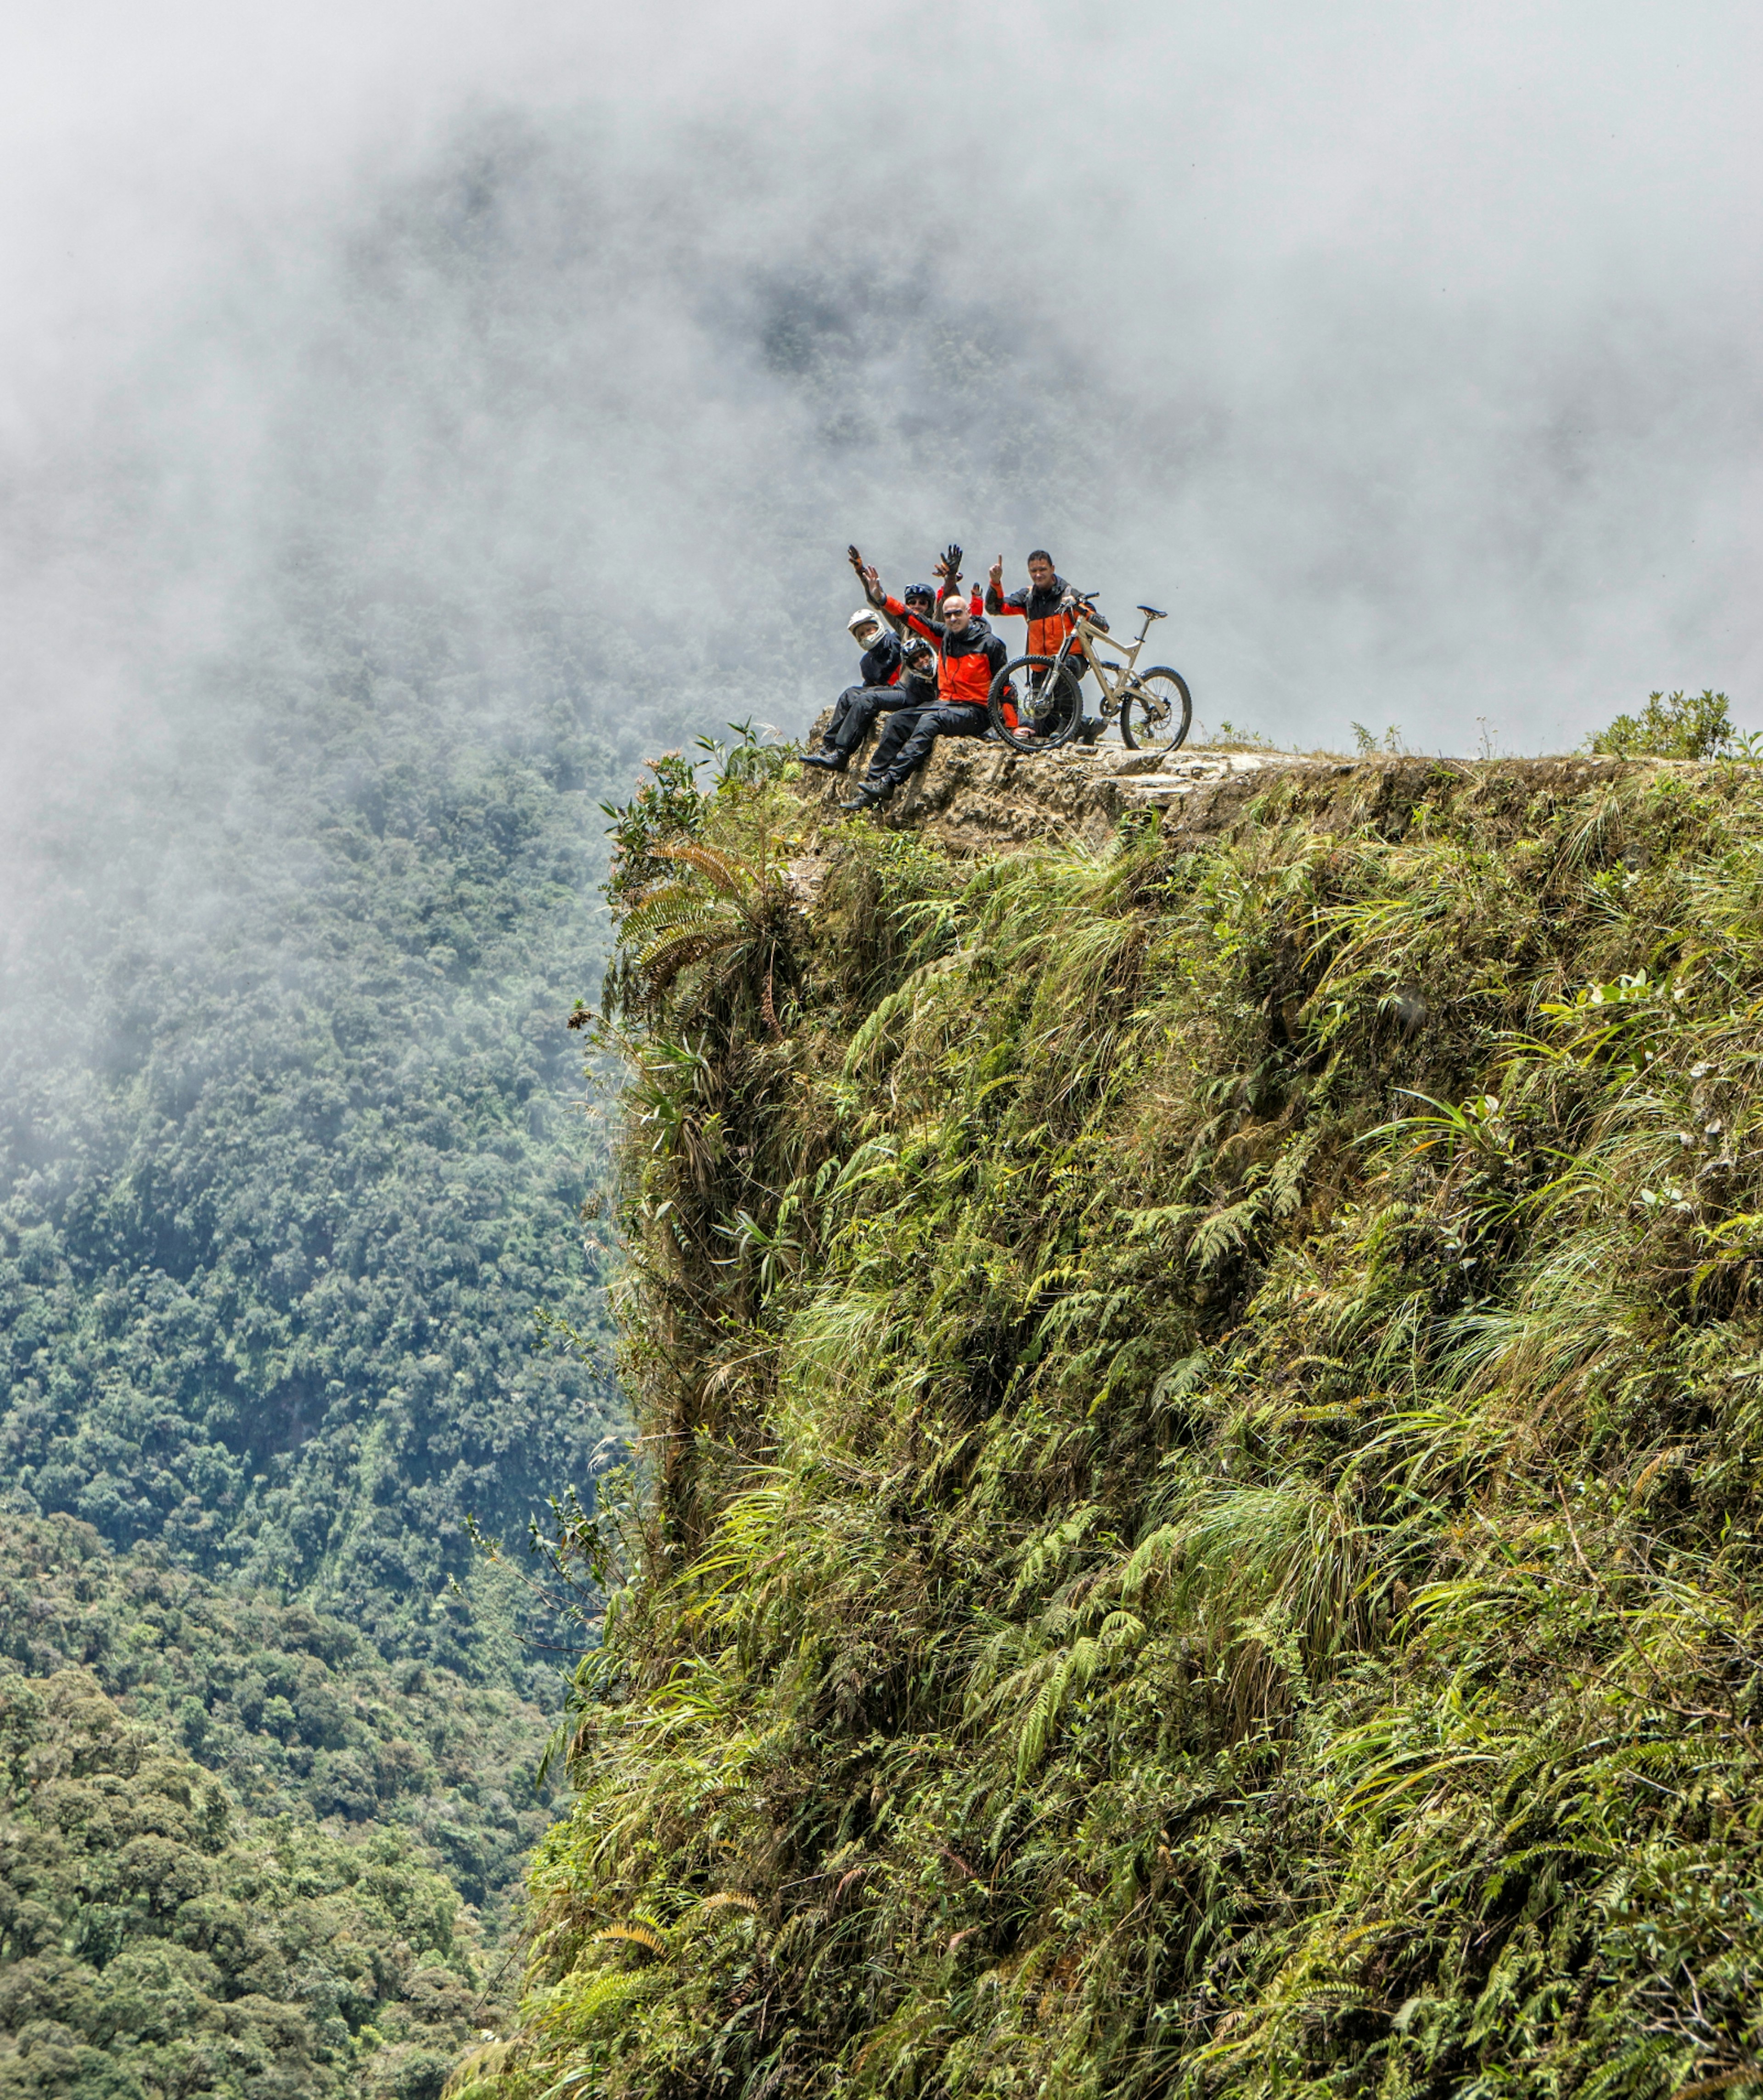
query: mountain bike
[{"left": 987, "top": 596, "right": 1192, "bottom": 755}]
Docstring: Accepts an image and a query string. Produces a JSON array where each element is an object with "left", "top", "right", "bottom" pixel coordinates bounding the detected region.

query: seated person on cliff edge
[
  {"left": 799, "top": 605, "right": 938, "bottom": 775},
  {"left": 986, "top": 547, "right": 1108, "bottom": 743},
  {"left": 839, "top": 557, "right": 1007, "bottom": 811}
]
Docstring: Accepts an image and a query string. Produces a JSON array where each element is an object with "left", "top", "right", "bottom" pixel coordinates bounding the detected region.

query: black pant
[
  {"left": 865, "top": 703, "right": 988, "bottom": 786},
  {"left": 823, "top": 683, "right": 916, "bottom": 755}
]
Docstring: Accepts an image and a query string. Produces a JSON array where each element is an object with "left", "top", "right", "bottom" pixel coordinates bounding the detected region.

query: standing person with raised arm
[
  {"left": 839, "top": 559, "right": 1007, "bottom": 809},
  {"left": 985, "top": 548, "right": 1108, "bottom": 741}
]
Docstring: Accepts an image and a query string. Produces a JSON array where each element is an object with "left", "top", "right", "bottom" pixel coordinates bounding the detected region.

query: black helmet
[{"left": 903, "top": 582, "right": 935, "bottom": 607}]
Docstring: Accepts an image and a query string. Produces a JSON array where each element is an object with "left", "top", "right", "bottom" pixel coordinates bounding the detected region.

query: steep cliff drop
[{"left": 457, "top": 741, "right": 1763, "bottom": 2100}]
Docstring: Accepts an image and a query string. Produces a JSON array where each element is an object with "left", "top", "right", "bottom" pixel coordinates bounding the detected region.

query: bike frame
[{"left": 1042, "top": 606, "right": 1160, "bottom": 719}]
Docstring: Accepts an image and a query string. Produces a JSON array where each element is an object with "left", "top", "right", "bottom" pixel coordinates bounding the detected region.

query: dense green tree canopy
[
  {"left": 0, "top": 1516, "right": 556, "bottom": 1928},
  {"left": 0, "top": 583, "right": 682, "bottom": 2087},
  {"left": 0, "top": 1656, "right": 492, "bottom": 2099}
]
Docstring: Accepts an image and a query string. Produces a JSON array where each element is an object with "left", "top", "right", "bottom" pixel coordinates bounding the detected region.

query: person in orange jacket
[
  {"left": 985, "top": 548, "right": 1108, "bottom": 740},
  {"left": 985, "top": 548, "right": 1106, "bottom": 656}
]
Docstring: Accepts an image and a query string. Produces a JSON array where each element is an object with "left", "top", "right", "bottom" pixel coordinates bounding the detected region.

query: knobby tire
[
  {"left": 1120, "top": 667, "right": 1193, "bottom": 754},
  {"left": 988, "top": 655, "right": 1084, "bottom": 752}
]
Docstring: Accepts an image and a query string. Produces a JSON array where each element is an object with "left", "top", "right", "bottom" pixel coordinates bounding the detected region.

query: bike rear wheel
[
  {"left": 989, "top": 656, "right": 1084, "bottom": 752},
  {"left": 1119, "top": 667, "right": 1193, "bottom": 755}
]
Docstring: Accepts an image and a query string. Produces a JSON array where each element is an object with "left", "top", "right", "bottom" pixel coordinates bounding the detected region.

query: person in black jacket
[
  {"left": 984, "top": 550, "right": 1107, "bottom": 658},
  {"left": 800, "top": 610, "right": 935, "bottom": 774}
]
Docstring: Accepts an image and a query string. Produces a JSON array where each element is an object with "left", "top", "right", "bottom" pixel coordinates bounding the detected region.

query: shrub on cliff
[{"left": 1588, "top": 688, "right": 1734, "bottom": 759}]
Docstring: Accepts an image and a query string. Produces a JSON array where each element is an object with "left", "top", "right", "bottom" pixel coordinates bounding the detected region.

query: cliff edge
[{"left": 792, "top": 731, "right": 1690, "bottom": 856}]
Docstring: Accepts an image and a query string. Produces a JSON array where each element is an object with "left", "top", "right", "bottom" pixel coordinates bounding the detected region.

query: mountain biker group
[{"left": 799, "top": 543, "right": 1108, "bottom": 812}]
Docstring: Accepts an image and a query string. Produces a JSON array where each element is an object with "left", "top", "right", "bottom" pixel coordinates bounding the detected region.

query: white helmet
[{"left": 848, "top": 607, "right": 883, "bottom": 635}]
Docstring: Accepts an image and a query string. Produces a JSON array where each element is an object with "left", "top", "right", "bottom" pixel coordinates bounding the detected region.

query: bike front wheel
[
  {"left": 1119, "top": 668, "right": 1193, "bottom": 755},
  {"left": 989, "top": 656, "right": 1084, "bottom": 752}
]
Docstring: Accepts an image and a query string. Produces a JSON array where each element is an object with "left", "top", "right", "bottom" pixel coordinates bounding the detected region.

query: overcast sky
[{"left": 1, "top": 0, "right": 1758, "bottom": 829}]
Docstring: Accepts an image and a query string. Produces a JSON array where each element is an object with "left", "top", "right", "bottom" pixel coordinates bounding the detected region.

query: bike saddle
[{"left": 1137, "top": 604, "right": 1168, "bottom": 621}]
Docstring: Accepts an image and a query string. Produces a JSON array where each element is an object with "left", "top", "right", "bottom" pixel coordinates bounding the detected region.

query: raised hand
[
  {"left": 988, "top": 554, "right": 1004, "bottom": 589},
  {"left": 848, "top": 543, "right": 866, "bottom": 576}
]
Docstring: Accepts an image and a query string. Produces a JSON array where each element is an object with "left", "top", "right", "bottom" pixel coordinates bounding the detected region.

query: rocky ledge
[{"left": 793, "top": 733, "right": 1665, "bottom": 856}]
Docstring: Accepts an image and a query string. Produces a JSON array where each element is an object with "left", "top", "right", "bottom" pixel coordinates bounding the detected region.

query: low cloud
[{"left": 1, "top": 0, "right": 1758, "bottom": 883}]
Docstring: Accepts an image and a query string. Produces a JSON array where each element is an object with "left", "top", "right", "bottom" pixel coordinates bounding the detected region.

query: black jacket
[{"left": 859, "top": 632, "right": 904, "bottom": 688}]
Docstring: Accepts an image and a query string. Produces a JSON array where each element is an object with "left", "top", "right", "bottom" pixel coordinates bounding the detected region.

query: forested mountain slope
[
  {"left": 0, "top": 596, "right": 632, "bottom": 1659},
  {"left": 473, "top": 753, "right": 1763, "bottom": 2099},
  {"left": 0, "top": 587, "right": 674, "bottom": 2100},
  {"left": 0, "top": 1516, "right": 552, "bottom": 1922}
]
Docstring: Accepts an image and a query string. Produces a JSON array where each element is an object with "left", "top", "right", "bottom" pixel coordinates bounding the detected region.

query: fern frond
[
  {"left": 538, "top": 1966, "right": 661, "bottom": 2036},
  {"left": 589, "top": 1920, "right": 668, "bottom": 1957},
  {"left": 1014, "top": 1635, "right": 1105, "bottom": 1783},
  {"left": 692, "top": 1890, "right": 760, "bottom": 1916},
  {"left": 1190, "top": 1195, "right": 1263, "bottom": 1271},
  {"left": 618, "top": 882, "right": 718, "bottom": 947},
  {"left": 1122, "top": 1523, "right": 1183, "bottom": 1601},
  {"left": 639, "top": 925, "right": 743, "bottom": 992},
  {"left": 651, "top": 840, "right": 762, "bottom": 895}
]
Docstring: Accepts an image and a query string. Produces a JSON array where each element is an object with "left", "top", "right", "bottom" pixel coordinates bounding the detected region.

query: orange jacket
[
  {"left": 883, "top": 598, "right": 1009, "bottom": 709},
  {"left": 984, "top": 573, "right": 1105, "bottom": 662}
]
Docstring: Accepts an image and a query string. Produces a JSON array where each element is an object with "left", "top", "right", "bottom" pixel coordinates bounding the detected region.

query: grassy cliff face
[{"left": 473, "top": 758, "right": 1763, "bottom": 2100}]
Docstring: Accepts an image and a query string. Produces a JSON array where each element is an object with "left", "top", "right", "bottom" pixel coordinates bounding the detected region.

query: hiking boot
[
  {"left": 1077, "top": 717, "right": 1105, "bottom": 747},
  {"left": 798, "top": 750, "right": 848, "bottom": 772},
  {"left": 840, "top": 779, "right": 891, "bottom": 812}
]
